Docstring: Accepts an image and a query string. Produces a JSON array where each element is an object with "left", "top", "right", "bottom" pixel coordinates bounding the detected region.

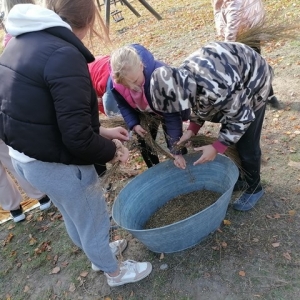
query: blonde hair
[
  {"left": 44, "top": 0, "right": 109, "bottom": 42},
  {"left": 110, "top": 45, "right": 143, "bottom": 86},
  {"left": 1, "top": 0, "right": 35, "bottom": 15}
]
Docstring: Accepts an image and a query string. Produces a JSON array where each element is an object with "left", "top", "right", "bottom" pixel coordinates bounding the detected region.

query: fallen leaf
[
  {"left": 221, "top": 242, "right": 227, "bottom": 248},
  {"left": 223, "top": 219, "right": 231, "bottom": 225},
  {"left": 8, "top": 224, "right": 15, "bottom": 230},
  {"left": 283, "top": 252, "right": 291, "bottom": 260},
  {"left": 272, "top": 242, "right": 280, "bottom": 248},
  {"left": 80, "top": 271, "right": 88, "bottom": 277},
  {"left": 266, "top": 215, "right": 273, "bottom": 219},
  {"left": 26, "top": 214, "right": 33, "bottom": 221},
  {"left": 34, "top": 248, "right": 42, "bottom": 255},
  {"left": 24, "top": 286, "right": 30, "bottom": 292},
  {"left": 273, "top": 213, "right": 281, "bottom": 219},
  {"left": 130, "top": 291, "right": 134, "bottom": 296},
  {"left": 61, "top": 261, "right": 69, "bottom": 267},
  {"left": 29, "top": 237, "right": 37, "bottom": 246},
  {"left": 239, "top": 270, "right": 246, "bottom": 277},
  {"left": 53, "top": 255, "right": 58, "bottom": 265},
  {"left": 6, "top": 294, "right": 11, "bottom": 300},
  {"left": 253, "top": 238, "right": 259, "bottom": 242},
  {"left": 159, "top": 253, "right": 164, "bottom": 260},
  {"left": 50, "top": 267, "right": 61, "bottom": 274},
  {"left": 3, "top": 233, "right": 14, "bottom": 246},
  {"left": 288, "top": 210, "right": 296, "bottom": 216},
  {"left": 69, "top": 283, "right": 76, "bottom": 292}
]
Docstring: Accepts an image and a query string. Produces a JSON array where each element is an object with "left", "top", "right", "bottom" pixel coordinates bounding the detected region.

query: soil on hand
[{"left": 144, "top": 189, "right": 221, "bottom": 229}]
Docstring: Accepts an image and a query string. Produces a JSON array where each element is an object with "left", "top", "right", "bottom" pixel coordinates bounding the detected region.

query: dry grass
[{"left": 145, "top": 189, "right": 222, "bottom": 229}]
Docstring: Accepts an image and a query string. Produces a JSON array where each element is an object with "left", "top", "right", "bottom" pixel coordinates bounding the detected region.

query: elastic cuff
[
  {"left": 187, "top": 122, "right": 202, "bottom": 135},
  {"left": 212, "top": 141, "right": 228, "bottom": 154}
]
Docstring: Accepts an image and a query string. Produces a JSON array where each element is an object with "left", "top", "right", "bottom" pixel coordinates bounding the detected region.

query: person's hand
[
  {"left": 193, "top": 144, "right": 218, "bottom": 165},
  {"left": 173, "top": 154, "right": 186, "bottom": 169},
  {"left": 177, "top": 130, "right": 195, "bottom": 146},
  {"left": 133, "top": 125, "right": 147, "bottom": 137},
  {"left": 110, "top": 139, "right": 129, "bottom": 164},
  {"left": 100, "top": 126, "right": 129, "bottom": 141}
]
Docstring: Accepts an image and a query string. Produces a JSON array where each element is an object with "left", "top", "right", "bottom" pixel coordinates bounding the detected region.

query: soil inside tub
[{"left": 144, "top": 189, "right": 222, "bottom": 229}]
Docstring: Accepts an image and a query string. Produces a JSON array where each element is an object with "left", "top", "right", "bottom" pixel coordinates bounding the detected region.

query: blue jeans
[
  {"left": 102, "top": 89, "right": 120, "bottom": 117},
  {"left": 11, "top": 159, "right": 118, "bottom": 273}
]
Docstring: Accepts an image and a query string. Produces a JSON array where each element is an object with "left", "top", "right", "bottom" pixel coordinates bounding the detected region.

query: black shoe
[
  {"left": 268, "top": 96, "right": 281, "bottom": 109},
  {"left": 38, "top": 195, "right": 51, "bottom": 211},
  {"left": 10, "top": 206, "right": 25, "bottom": 223}
]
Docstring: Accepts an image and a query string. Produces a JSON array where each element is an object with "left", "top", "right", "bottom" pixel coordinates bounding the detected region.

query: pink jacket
[{"left": 211, "top": 0, "right": 265, "bottom": 42}]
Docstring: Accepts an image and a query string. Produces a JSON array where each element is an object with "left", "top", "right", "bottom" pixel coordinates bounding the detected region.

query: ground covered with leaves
[{"left": 1, "top": 0, "right": 300, "bottom": 299}]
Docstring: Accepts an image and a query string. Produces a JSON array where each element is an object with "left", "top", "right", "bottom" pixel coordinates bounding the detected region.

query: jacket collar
[{"left": 45, "top": 27, "right": 95, "bottom": 63}]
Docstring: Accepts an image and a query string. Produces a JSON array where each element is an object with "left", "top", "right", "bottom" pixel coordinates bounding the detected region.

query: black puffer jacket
[{"left": 0, "top": 27, "right": 116, "bottom": 165}]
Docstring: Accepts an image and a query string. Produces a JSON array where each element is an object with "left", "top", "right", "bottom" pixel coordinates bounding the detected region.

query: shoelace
[{"left": 120, "top": 260, "right": 137, "bottom": 272}]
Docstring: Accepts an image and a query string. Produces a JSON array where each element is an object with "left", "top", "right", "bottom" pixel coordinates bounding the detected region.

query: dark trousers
[
  {"left": 138, "top": 119, "right": 160, "bottom": 168},
  {"left": 235, "top": 104, "right": 266, "bottom": 193}
]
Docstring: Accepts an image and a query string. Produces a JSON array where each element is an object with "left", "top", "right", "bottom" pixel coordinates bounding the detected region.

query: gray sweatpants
[{"left": 11, "top": 158, "right": 118, "bottom": 273}]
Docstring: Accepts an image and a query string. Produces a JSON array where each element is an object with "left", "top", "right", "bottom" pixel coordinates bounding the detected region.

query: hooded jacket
[
  {"left": 150, "top": 42, "right": 273, "bottom": 153},
  {"left": 109, "top": 44, "right": 190, "bottom": 154},
  {"left": 0, "top": 4, "right": 116, "bottom": 165},
  {"left": 212, "top": 0, "right": 265, "bottom": 42}
]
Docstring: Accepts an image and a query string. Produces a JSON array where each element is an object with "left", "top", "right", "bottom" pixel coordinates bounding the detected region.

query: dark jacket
[{"left": 0, "top": 27, "right": 116, "bottom": 165}]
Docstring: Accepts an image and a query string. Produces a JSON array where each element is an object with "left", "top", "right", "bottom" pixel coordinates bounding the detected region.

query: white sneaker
[
  {"left": 109, "top": 239, "right": 128, "bottom": 256},
  {"left": 105, "top": 260, "right": 152, "bottom": 287},
  {"left": 92, "top": 239, "right": 128, "bottom": 271}
]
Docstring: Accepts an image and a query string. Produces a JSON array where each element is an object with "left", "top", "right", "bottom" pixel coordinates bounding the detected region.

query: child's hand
[
  {"left": 110, "top": 139, "right": 129, "bottom": 164},
  {"left": 177, "top": 130, "right": 194, "bottom": 145},
  {"left": 193, "top": 144, "right": 217, "bottom": 165},
  {"left": 100, "top": 126, "right": 129, "bottom": 141},
  {"left": 133, "top": 125, "right": 147, "bottom": 137},
  {"left": 173, "top": 154, "right": 186, "bottom": 169}
]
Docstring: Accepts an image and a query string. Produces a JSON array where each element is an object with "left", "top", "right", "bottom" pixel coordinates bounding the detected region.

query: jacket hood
[
  {"left": 150, "top": 66, "right": 196, "bottom": 113},
  {"left": 5, "top": 4, "right": 71, "bottom": 36}
]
